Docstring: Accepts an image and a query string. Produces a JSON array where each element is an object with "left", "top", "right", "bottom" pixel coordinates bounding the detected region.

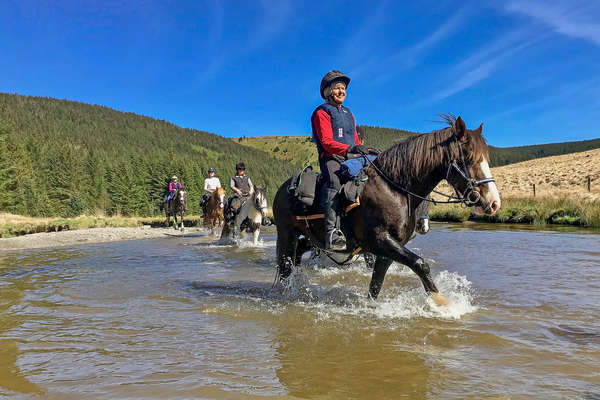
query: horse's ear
[
  {"left": 455, "top": 116, "right": 467, "bottom": 140},
  {"left": 476, "top": 122, "right": 483, "bottom": 133}
]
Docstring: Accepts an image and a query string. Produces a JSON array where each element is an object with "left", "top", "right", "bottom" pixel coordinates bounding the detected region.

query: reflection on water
[{"left": 0, "top": 225, "right": 599, "bottom": 399}]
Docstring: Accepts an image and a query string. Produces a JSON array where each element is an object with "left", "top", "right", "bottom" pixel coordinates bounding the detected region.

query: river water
[{"left": 1, "top": 224, "right": 599, "bottom": 399}]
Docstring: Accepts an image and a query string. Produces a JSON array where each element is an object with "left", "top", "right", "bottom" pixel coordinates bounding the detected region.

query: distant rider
[
  {"left": 200, "top": 168, "right": 221, "bottom": 216},
  {"left": 311, "top": 70, "right": 377, "bottom": 251},
  {"left": 165, "top": 175, "right": 188, "bottom": 210},
  {"left": 227, "top": 162, "right": 254, "bottom": 216}
]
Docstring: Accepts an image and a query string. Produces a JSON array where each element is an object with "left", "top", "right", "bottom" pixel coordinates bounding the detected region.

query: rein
[{"left": 363, "top": 134, "right": 495, "bottom": 206}]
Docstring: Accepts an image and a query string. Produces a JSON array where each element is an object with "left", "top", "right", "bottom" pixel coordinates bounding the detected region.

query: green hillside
[{"left": 0, "top": 93, "right": 301, "bottom": 217}]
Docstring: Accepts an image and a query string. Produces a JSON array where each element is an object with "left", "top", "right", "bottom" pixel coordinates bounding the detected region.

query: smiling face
[{"left": 330, "top": 82, "right": 346, "bottom": 105}]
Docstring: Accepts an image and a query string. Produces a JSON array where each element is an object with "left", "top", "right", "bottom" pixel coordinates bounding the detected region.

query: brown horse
[
  {"left": 204, "top": 187, "right": 226, "bottom": 235},
  {"left": 165, "top": 188, "right": 186, "bottom": 230},
  {"left": 273, "top": 116, "right": 501, "bottom": 305}
]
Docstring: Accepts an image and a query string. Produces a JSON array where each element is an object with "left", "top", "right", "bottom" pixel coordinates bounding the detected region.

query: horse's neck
[
  {"left": 247, "top": 197, "right": 262, "bottom": 223},
  {"left": 408, "top": 173, "right": 444, "bottom": 199}
]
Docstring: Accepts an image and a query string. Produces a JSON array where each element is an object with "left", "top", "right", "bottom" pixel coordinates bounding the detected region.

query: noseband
[
  {"left": 446, "top": 135, "right": 495, "bottom": 206},
  {"left": 446, "top": 161, "right": 495, "bottom": 206}
]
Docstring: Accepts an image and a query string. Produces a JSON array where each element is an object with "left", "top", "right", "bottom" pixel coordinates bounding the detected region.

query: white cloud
[
  {"left": 348, "top": 6, "right": 468, "bottom": 84},
  {"left": 431, "top": 31, "right": 542, "bottom": 102},
  {"left": 506, "top": 0, "right": 600, "bottom": 46}
]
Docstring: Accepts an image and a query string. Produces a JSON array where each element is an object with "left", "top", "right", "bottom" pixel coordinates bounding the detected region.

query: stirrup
[{"left": 326, "top": 229, "right": 346, "bottom": 252}]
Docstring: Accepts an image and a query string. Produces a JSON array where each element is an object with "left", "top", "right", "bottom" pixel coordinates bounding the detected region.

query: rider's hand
[
  {"left": 346, "top": 145, "right": 369, "bottom": 155},
  {"left": 368, "top": 148, "right": 381, "bottom": 155}
]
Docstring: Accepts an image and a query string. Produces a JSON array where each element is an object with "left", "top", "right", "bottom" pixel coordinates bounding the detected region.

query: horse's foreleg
[
  {"left": 277, "top": 231, "right": 298, "bottom": 280},
  {"left": 369, "top": 256, "right": 393, "bottom": 299},
  {"left": 294, "top": 237, "right": 311, "bottom": 266},
  {"left": 371, "top": 233, "right": 446, "bottom": 305},
  {"left": 252, "top": 227, "right": 260, "bottom": 246}
]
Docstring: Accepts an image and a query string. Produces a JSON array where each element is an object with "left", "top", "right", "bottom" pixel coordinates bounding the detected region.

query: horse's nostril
[{"left": 491, "top": 201, "right": 499, "bottom": 213}]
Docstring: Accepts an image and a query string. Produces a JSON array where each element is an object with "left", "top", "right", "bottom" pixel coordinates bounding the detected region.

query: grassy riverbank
[
  {"left": 429, "top": 196, "right": 600, "bottom": 228},
  {"left": 1, "top": 197, "right": 598, "bottom": 239},
  {"left": 0, "top": 213, "right": 203, "bottom": 238}
]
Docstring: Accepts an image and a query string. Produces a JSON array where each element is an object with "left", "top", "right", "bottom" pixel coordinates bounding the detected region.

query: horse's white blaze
[
  {"left": 257, "top": 193, "right": 268, "bottom": 217},
  {"left": 219, "top": 194, "right": 225, "bottom": 208},
  {"left": 479, "top": 159, "right": 501, "bottom": 209}
]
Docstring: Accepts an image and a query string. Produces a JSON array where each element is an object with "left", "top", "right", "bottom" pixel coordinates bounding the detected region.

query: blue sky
[{"left": 1, "top": 0, "right": 599, "bottom": 147}]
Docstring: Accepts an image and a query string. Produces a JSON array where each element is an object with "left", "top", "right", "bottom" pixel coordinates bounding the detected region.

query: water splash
[{"left": 271, "top": 266, "right": 478, "bottom": 320}]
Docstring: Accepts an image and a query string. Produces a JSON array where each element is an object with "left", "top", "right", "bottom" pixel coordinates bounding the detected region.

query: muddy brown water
[{"left": 1, "top": 224, "right": 599, "bottom": 399}]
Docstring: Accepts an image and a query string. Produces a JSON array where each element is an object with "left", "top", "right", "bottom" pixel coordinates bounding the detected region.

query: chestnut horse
[
  {"left": 273, "top": 116, "right": 501, "bottom": 305},
  {"left": 204, "top": 187, "right": 226, "bottom": 235}
]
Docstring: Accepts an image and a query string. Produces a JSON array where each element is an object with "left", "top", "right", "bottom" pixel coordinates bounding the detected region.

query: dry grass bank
[
  {"left": 429, "top": 149, "right": 600, "bottom": 227},
  {"left": 0, "top": 213, "right": 202, "bottom": 238}
]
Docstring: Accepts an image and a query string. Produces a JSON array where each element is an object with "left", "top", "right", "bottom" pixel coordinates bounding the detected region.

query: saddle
[
  {"left": 288, "top": 156, "right": 375, "bottom": 220},
  {"left": 225, "top": 195, "right": 247, "bottom": 219}
]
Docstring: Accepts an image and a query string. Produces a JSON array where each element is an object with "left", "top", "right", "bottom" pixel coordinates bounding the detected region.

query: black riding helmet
[
  {"left": 235, "top": 162, "right": 245, "bottom": 170},
  {"left": 208, "top": 167, "right": 215, "bottom": 173},
  {"left": 320, "top": 70, "right": 351, "bottom": 99}
]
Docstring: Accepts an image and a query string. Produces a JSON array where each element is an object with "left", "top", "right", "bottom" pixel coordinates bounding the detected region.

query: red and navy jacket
[{"left": 311, "top": 103, "right": 360, "bottom": 159}]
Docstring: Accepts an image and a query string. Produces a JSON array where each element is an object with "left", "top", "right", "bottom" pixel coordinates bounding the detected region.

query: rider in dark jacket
[
  {"left": 311, "top": 70, "right": 375, "bottom": 251},
  {"left": 226, "top": 162, "right": 254, "bottom": 216}
]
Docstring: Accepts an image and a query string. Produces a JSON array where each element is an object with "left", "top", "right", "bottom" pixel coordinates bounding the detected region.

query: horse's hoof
[{"left": 431, "top": 292, "right": 449, "bottom": 307}]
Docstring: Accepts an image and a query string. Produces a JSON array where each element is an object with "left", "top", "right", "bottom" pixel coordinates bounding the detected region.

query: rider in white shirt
[{"left": 201, "top": 168, "right": 221, "bottom": 216}]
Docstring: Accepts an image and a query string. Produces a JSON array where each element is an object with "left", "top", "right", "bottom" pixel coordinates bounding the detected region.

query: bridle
[
  {"left": 253, "top": 190, "right": 268, "bottom": 217},
  {"left": 364, "top": 134, "right": 495, "bottom": 206},
  {"left": 444, "top": 134, "right": 495, "bottom": 206}
]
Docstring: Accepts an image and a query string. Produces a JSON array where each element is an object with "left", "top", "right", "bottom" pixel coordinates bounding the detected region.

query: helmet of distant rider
[
  {"left": 172, "top": 175, "right": 178, "bottom": 180},
  {"left": 235, "top": 162, "right": 246, "bottom": 170},
  {"left": 208, "top": 168, "right": 215, "bottom": 173},
  {"left": 320, "top": 70, "right": 350, "bottom": 99}
]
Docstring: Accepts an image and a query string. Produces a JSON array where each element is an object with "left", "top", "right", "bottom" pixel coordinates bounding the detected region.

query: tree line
[{"left": 0, "top": 93, "right": 301, "bottom": 217}]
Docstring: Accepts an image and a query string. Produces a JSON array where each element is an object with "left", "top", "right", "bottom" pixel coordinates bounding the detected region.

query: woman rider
[
  {"left": 165, "top": 175, "right": 187, "bottom": 210},
  {"left": 166, "top": 175, "right": 182, "bottom": 202},
  {"left": 311, "top": 70, "right": 375, "bottom": 251},
  {"left": 201, "top": 168, "right": 221, "bottom": 216}
]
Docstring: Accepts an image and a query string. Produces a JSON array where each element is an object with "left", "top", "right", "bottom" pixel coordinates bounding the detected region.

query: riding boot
[{"left": 322, "top": 188, "right": 346, "bottom": 251}]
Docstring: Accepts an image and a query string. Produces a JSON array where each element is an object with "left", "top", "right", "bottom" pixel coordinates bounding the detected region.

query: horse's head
[
  {"left": 445, "top": 116, "right": 501, "bottom": 215},
  {"left": 177, "top": 188, "right": 186, "bottom": 205},
  {"left": 216, "top": 187, "right": 226, "bottom": 209},
  {"left": 253, "top": 186, "right": 268, "bottom": 218}
]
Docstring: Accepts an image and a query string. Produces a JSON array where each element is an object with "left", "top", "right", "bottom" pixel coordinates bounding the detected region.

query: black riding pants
[
  {"left": 319, "top": 157, "right": 342, "bottom": 190},
  {"left": 319, "top": 157, "right": 342, "bottom": 232}
]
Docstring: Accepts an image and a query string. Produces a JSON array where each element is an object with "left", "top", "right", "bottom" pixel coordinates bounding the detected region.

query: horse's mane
[{"left": 374, "top": 114, "right": 488, "bottom": 184}]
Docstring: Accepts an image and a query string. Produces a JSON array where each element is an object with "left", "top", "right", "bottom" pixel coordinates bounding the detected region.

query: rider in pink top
[{"left": 166, "top": 175, "right": 187, "bottom": 210}]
